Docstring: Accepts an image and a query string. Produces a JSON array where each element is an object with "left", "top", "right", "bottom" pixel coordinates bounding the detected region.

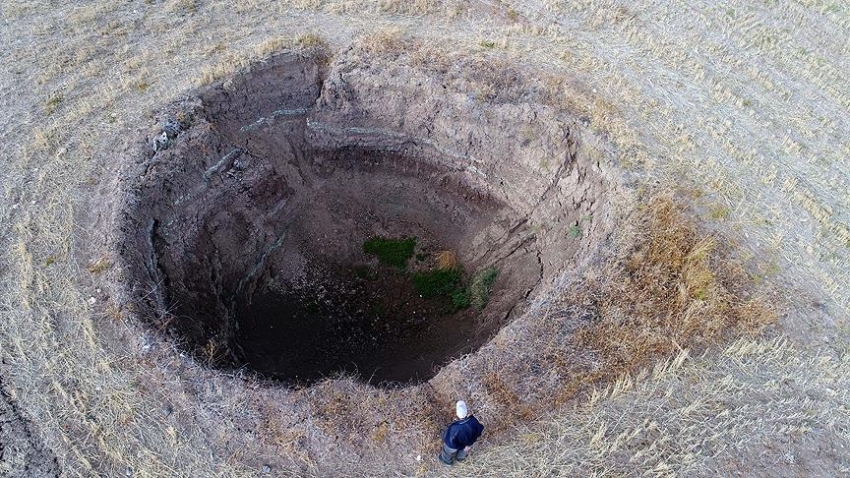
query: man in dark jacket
[{"left": 439, "top": 400, "right": 484, "bottom": 465}]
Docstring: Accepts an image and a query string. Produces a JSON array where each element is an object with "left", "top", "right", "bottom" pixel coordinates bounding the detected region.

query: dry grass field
[{"left": 1, "top": 1, "right": 849, "bottom": 477}]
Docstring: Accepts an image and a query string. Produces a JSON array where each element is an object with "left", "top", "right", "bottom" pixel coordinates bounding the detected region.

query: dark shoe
[{"left": 438, "top": 454, "right": 454, "bottom": 466}]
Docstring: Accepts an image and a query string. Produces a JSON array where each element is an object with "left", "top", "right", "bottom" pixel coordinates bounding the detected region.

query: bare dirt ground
[{"left": 1, "top": 1, "right": 849, "bottom": 477}]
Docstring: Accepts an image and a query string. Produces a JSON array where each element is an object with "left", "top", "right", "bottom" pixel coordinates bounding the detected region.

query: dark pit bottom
[{"left": 236, "top": 261, "right": 479, "bottom": 385}]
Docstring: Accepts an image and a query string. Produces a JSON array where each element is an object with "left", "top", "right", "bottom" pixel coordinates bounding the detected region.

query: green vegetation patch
[
  {"left": 413, "top": 268, "right": 471, "bottom": 312},
  {"left": 451, "top": 289, "right": 471, "bottom": 310},
  {"left": 363, "top": 237, "right": 416, "bottom": 269},
  {"left": 362, "top": 236, "right": 499, "bottom": 312},
  {"left": 469, "top": 267, "right": 499, "bottom": 310},
  {"left": 413, "top": 268, "right": 463, "bottom": 299},
  {"left": 45, "top": 92, "right": 63, "bottom": 115},
  {"left": 414, "top": 266, "right": 499, "bottom": 312}
]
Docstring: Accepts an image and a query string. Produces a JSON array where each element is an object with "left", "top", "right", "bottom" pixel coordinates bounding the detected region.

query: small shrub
[
  {"left": 87, "top": 258, "right": 112, "bottom": 274},
  {"left": 175, "top": 110, "right": 191, "bottom": 127},
  {"left": 363, "top": 237, "right": 416, "bottom": 269},
  {"left": 451, "top": 289, "right": 470, "bottom": 310},
  {"left": 297, "top": 33, "right": 325, "bottom": 48},
  {"left": 436, "top": 250, "right": 458, "bottom": 270},
  {"left": 201, "top": 339, "right": 225, "bottom": 364},
  {"left": 46, "top": 93, "right": 63, "bottom": 115},
  {"left": 469, "top": 267, "right": 499, "bottom": 310},
  {"left": 414, "top": 265, "right": 499, "bottom": 311},
  {"left": 568, "top": 225, "right": 582, "bottom": 238}
]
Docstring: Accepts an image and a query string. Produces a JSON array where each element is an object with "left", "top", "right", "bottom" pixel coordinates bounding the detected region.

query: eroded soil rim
[{"left": 116, "top": 52, "right": 611, "bottom": 387}]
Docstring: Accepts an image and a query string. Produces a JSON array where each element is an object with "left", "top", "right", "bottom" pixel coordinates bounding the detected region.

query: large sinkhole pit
[{"left": 118, "top": 53, "right": 611, "bottom": 386}]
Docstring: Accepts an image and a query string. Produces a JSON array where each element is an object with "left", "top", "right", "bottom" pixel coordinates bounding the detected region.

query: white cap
[{"left": 456, "top": 400, "right": 468, "bottom": 419}]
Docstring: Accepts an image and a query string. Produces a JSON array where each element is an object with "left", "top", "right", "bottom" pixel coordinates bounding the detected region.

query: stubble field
[{"left": 1, "top": 1, "right": 849, "bottom": 477}]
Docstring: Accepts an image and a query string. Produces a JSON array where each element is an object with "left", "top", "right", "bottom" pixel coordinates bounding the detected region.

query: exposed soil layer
[{"left": 118, "top": 53, "right": 608, "bottom": 386}]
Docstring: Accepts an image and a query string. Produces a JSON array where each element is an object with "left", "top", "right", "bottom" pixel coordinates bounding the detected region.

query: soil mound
[{"left": 117, "top": 53, "right": 609, "bottom": 386}]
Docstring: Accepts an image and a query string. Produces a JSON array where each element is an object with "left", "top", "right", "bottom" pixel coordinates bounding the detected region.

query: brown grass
[
  {"left": 87, "top": 257, "right": 112, "bottom": 274},
  {"left": 435, "top": 250, "right": 458, "bottom": 271},
  {"left": 572, "top": 197, "right": 775, "bottom": 385},
  {"left": 463, "top": 335, "right": 850, "bottom": 477},
  {"left": 456, "top": 196, "right": 776, "bottom": 434},
  {"left": 356, "top": 27, "right": 408, "bottom": 56}
]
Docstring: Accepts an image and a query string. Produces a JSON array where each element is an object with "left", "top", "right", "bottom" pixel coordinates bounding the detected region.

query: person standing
[{"left": 439, "top": 400, "right": 484, "bottom": 465}]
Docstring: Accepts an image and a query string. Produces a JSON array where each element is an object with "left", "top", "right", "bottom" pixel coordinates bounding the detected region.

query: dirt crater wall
[{"left": 117, "top": 53, "right": 611, "bottom": 386}]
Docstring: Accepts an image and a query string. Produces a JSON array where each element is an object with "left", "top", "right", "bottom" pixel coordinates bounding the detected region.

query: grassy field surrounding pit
[{"left": 2, "top": 1, "right": 849, "bottom": 477}]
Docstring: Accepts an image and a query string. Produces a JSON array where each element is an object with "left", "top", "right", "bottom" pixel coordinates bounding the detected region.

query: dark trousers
[{"left": 439, "top": 443, "right": 469, "bottom": 465}]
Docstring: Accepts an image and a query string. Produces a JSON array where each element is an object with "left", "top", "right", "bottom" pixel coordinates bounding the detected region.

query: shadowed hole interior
[{"left": 119, "top": 53, "right": 606, "bottom": 386}]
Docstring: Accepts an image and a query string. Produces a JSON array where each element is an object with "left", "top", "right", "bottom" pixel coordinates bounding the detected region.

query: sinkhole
[{"left": 118, "top": 53, "right": 608, "bottom": 386}]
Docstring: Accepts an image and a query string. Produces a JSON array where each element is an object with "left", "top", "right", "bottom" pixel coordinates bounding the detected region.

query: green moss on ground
[
  {"left": 414, "top": 266, "right": 499, "bottom": 312},
  {"left": 363, "top": 237, "right": 416, "bottom": 269},
  {"left": 413, "top": 268, "right": 463, "bottom": 299},
  {"left": 413, "top": 268, "right": 468, "bottom": 312},
  {"left": 363, "top": 237, "right": 498, "bottom": 312}
]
